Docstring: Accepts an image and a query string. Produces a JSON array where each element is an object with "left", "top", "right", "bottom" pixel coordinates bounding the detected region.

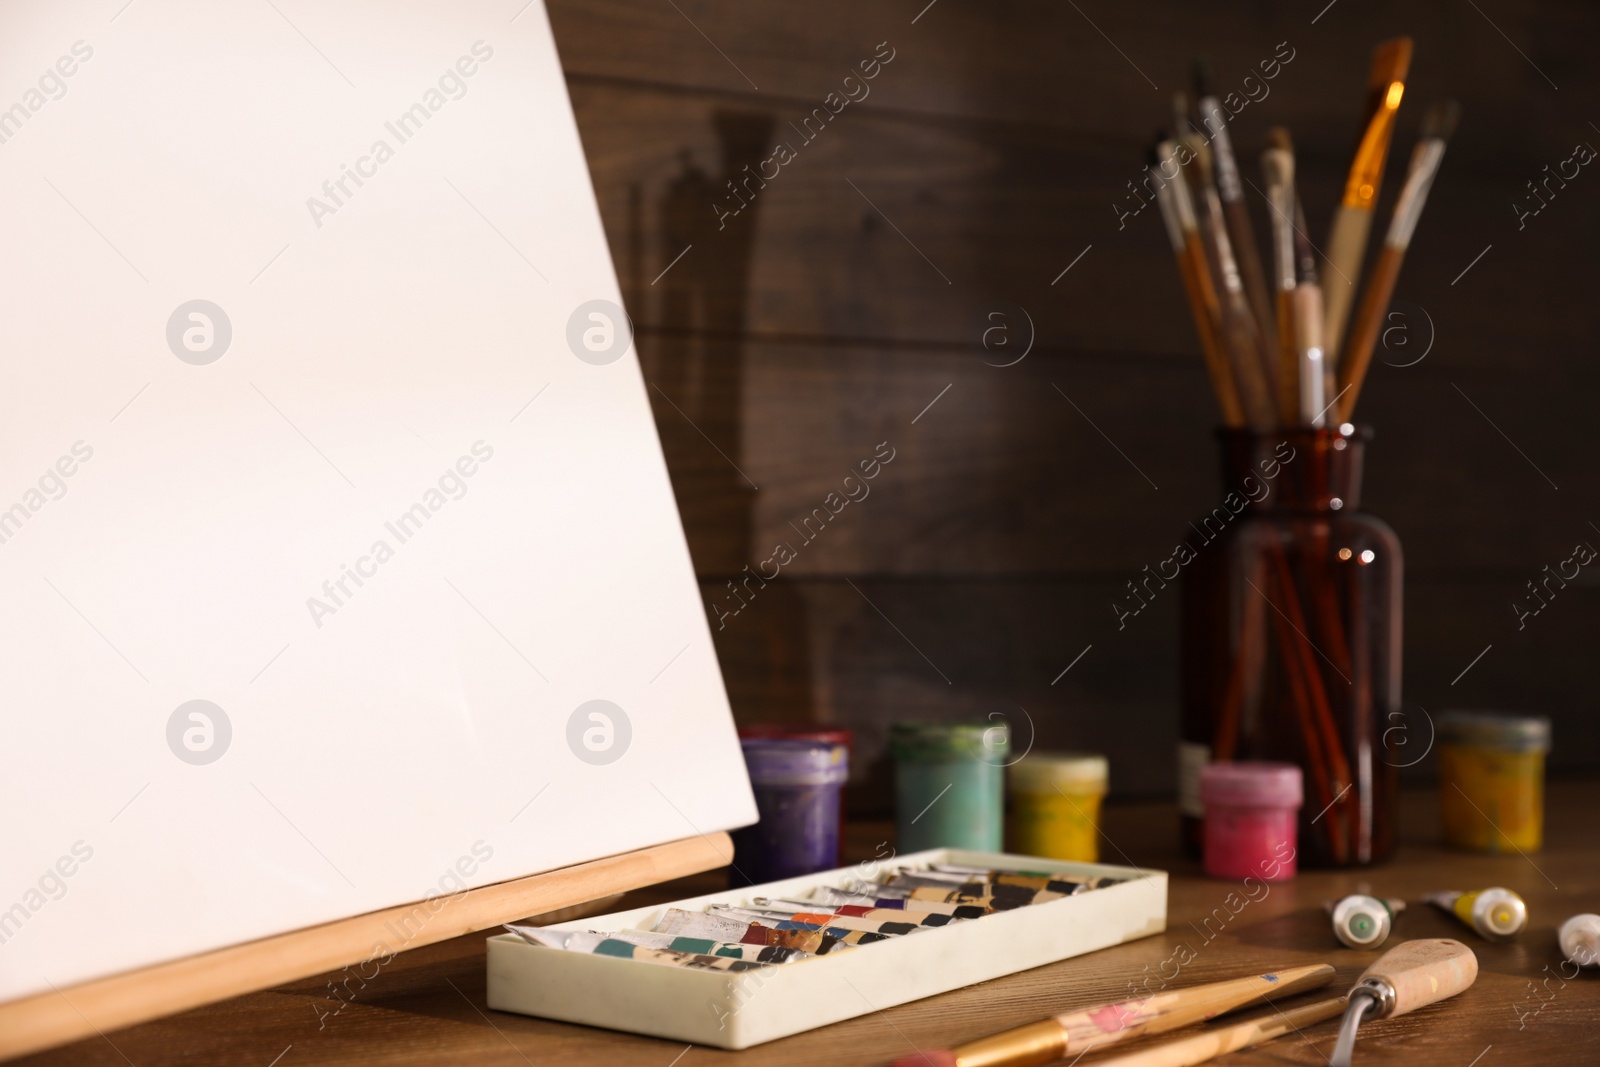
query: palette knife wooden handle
[{"left": 1352, "top": 937, "right": 1478, "bottom": 1019}]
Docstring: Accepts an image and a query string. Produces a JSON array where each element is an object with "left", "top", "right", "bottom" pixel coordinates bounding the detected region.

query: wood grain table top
[{"left": 21, "top": 782, "right": 1598, "bottom": 1066}]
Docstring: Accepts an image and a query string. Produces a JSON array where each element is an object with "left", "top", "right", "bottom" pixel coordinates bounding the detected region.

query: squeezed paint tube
[
  {"left": 506, "top": 925, "right": 808, "bottom": 964},
  {"left": 651, "top": 907, "right": 855, "bottom": 952},
  {"left": 502, "top": 925, "right": 770, "bottom": 971},
  {"left": 804, "top": 885, "right": 991, "bottom": 918},
  {"left": 711, "top": 905, "right": 918, "bottom": 939},
  {"left": 728, "top": 902, "right": 952, "bottom": 933}
]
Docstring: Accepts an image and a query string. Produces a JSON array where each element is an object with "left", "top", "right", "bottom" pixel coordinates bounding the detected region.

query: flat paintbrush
[
  {"left": 884, "top": 963, "right": 1335, "bottom": 1067},
  {"left": 1152, "top": 140, "right": 1245, "bottom": 427},
  {"left": 1337, "top": 100, "right": 1459, "bottom": 421},
  {"left": 1197, "top": 59, "right": 1275, "bottom": 346},
  {"left": 1261, "top": 127, "right": 1298, "bottom": 425},
  {"left": 1323, "top": 36, "right": 1413, "bottom": 362}
]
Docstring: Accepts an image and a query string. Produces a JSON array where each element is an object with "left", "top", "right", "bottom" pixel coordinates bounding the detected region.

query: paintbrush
[
  {"left": 883, "top": 963, "right": 1335, "bottom": 1067},
  {"left": 1291, "top": 198, "right": 1328, "bottom": 426},
  {"left": 1337, "top": 100, "right": 1459, "bottom": 421},
  {"left": 1191, "top": 138, "right": 1277, "bottom": 428},
  {"left": 1090, "top": 940, "right": 1477, "bottom": 1067},
  {"left": 1152, "top": 139, "right": 1245, "bottom": 427},
  {"left": 1196, "top": 59, "right": 1275, "bottom": 346},
  {"left": 1261, "top": 127, "right": 1298, "bottom": 425},
  {"left": 1172, "top": 90, "right": 1191, "bottom": 143},
  {"left": 1323, "top": 36, "right": 1413, "bottom": 361}
]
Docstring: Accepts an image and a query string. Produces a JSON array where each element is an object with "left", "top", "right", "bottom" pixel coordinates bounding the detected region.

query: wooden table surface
[{"left": 23, "top": 782, "right": 1598, "bottom": 1066}]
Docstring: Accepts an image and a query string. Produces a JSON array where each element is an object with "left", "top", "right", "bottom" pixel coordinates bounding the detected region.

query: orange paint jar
[{"left": 1437, "top": 711, "right": 1550, "bottom": 853}]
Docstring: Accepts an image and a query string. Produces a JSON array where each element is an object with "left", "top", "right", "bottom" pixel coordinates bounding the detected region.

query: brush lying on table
[
  {"left": 885, "top": 964, "right": 1335, "bottom": 1067},
  {"left": 909, "top": 940, "right": 1475, "bottom": 1067}
]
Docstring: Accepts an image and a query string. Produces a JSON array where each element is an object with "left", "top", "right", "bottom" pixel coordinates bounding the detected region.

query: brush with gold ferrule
[
  {"left": 1337, "top": 100, "right": 1458, "bottom": 421},
  {"left": 1323, "top": 36, "right": 1413, "bottom": 362}
]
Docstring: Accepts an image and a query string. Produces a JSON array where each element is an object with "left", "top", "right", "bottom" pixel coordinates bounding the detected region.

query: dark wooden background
[{"left": 546, "top": 0, "right": 1600, "bottom": 810}]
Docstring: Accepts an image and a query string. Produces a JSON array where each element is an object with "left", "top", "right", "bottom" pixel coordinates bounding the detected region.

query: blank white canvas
[{"left": 0, "top": 0, "right": 754, "bottom": 1003}]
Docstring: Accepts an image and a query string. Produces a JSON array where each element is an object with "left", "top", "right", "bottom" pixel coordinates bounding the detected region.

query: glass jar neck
[{"left": 1217, "top": 427, "right": 1369, "bottom": 513}]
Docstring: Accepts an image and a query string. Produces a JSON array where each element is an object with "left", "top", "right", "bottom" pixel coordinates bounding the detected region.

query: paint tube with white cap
[
  {"left": 1326, "top": 894, "right": 1406, "bottom": 948},
  {"left": 1559, "top": 913, "right": 1600, "bottom": 968},
  {"left": 1423, "top": 887, "right": 1526, "bottom": 941}
]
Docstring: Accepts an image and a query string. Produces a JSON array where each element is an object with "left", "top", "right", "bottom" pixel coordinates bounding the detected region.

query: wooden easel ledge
[{"left": 0, "top": 832, "right": 732, "bottom": 1061}]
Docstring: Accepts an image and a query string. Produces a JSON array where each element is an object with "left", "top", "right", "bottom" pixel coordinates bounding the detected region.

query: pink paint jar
[{"left": 1200, "top": 762, "right": 1302, "bottom": 881}]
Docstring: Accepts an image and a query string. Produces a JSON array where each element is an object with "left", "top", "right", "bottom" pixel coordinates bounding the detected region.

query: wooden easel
[{"left": 0, "top": 832, "right": 731, "bottom": 1061}]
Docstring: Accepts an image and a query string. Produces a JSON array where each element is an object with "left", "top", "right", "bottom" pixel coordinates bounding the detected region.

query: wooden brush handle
[
  {"left": 1334, "top": 247, "right": 1402, "bottom": 422},
  {"left": 950, "top": 964, "right": 1334, "bottom": 1067},
  {"left": 1359, "top": 938, "right": 1478, "bottom": 1017},
  {"left": 1085, "top": 996, "right": 1347, "bottom": 1067},
  {"left": 1179, "top": 238, "right": 1245, "bottom": 427},
  {"left": 1322, "top": 206, "right": 1373, "bottom": 360},
  {"left": 1053, "top": 962, "right": 1335, "bottom": 1048}
]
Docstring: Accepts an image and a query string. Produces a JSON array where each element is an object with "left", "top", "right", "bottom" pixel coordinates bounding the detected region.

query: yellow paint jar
[
  {"left": 1007, "top": 752, "right": 1108, "bottom": 861},
  {"left": 1437, "top": 712, "right": 1551, "bottom": 853}
]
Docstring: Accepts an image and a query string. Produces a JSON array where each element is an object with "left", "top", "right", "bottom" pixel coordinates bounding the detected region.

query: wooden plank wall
[{"left": 545, "top": 0, "right": 1600, "bottom": 809}]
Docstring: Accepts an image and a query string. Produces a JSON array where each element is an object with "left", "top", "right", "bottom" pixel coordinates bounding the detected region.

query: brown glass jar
[{"left": 1179, "top": 426, "right": 1401, "bottom": 867}]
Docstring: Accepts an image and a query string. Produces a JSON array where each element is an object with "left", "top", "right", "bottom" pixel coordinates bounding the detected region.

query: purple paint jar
[
  {"left": 1200, "top": 762, "right": 1302, "bottom": 881},
  {"left": 730, "top": 738, "right": 849, "bottom": 886}
]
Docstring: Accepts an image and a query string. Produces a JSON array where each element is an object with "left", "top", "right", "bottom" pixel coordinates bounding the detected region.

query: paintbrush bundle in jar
[
  {"left": 1160, "top": 43, "right": 1457, "bottom": 866},
  {"left": 1154, "top": 43, "right": 1457, "bottom": 429}
]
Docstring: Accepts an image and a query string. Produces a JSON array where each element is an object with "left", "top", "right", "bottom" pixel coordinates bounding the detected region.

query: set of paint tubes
[
  {"left": 505, "top": 863, "right": 1120, "bottom": 972},
  {"left": 1328, "top": 887, "right": 1600, "bottom": 967}
]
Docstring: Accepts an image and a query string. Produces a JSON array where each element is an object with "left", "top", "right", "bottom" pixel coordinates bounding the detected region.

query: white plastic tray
[{"left": 485, "top": 848, "right": 1167, "bottom": 1049}]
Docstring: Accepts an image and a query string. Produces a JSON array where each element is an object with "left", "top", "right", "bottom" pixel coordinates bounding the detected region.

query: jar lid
[
  {"left": 889, "top": 721, "right": 1009, "bottom": 762},
  {"left": 1008, "top": 752, "right": 1108, "bottom": 793},
  {"left": 740, "top": 723, "right": 853, "bottom": 747},
  {"left": 739, "top": 738, "right": 849, "bottom": 786},
  {"left": 1199, "top": 761, "right": 1303, "bottom": 809},
  {"left": 1437, "top": 711, "right": 1551, "bottom": 752}
]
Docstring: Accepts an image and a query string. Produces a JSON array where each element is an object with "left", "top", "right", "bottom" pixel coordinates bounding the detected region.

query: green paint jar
[{"left": 890, "top": 721, "right": 1009, "bottom": 852}]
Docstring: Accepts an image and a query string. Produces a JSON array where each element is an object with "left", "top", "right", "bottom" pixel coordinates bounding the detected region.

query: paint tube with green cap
[
  {"left": 1325, "top": 894, "right": 1405, "bottom": 948},
  {"left": 1424, "top": 887, "right": 1526, "bottom": 941}
]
